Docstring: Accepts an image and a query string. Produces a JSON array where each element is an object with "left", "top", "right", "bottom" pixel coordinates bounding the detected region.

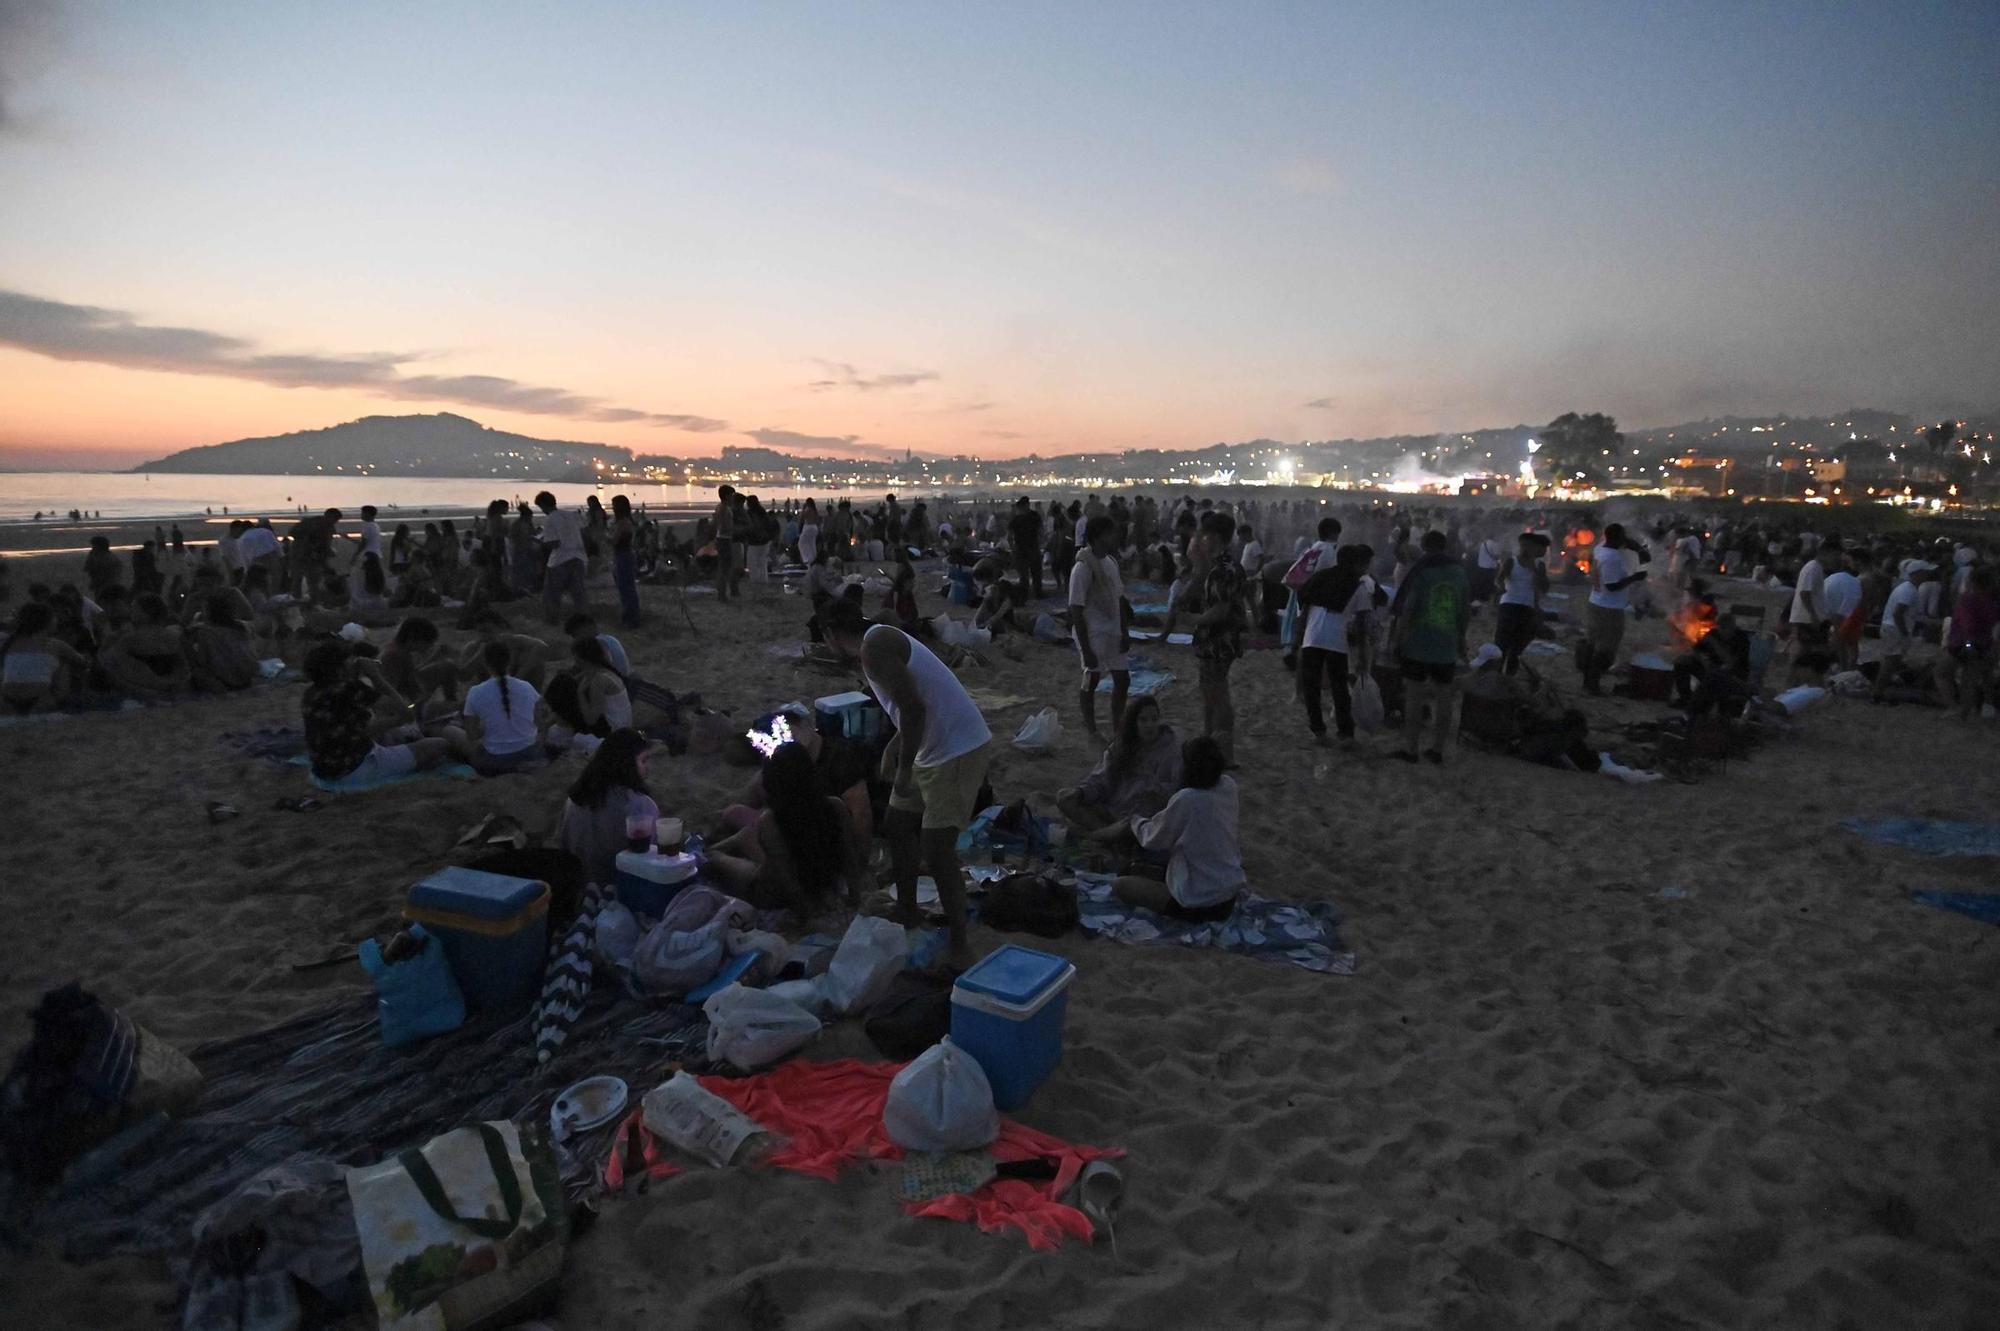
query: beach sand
[{"left": 3, "top": 565, "right": 1998, "bottom": 1328}]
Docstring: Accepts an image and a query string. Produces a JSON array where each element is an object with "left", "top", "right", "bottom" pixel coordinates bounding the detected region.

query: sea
[{"left": 0, "top": 471, "right": 948, "bottom": 525}]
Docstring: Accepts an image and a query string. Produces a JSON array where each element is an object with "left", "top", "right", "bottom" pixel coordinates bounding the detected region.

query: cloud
[
  {"left": 1303, "top": 397, "right": 1340, "bottom": 410},
  {"left": 806, "top": 359, "right": 940, "bottom": 393},
  {"left": 1274, "top": 156, "right": 1343, "bottom": 198},
  {"left": 0, "top": 288, "right": 728, "bottom": 431},
  {"left": 0, "top": 0, "right": 62, "bottom": 135},
  {"left": 744, "top": 427, "right": 902, "bottom": 461},
  {"left": 980, "top": 429, "right": 1024, "bottom": 440}
]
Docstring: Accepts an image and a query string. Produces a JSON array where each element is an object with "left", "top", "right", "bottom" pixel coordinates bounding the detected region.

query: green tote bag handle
[{"left": 397, "top": 1123, "right": 523, "bottom": 1240}]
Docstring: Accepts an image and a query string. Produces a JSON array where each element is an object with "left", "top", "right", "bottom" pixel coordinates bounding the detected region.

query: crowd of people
[{"left": 4, "top": 486, "right": 1996, "bottom": 958}]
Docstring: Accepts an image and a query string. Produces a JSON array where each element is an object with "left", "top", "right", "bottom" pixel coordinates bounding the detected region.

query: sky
[{"left": 1, "top": 0, "right": 1996, "bottom": 469}]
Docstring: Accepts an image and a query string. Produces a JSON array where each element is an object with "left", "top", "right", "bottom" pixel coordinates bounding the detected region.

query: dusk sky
[{"left": 1, "top": 1, "right": 1996, "bottom": 468}]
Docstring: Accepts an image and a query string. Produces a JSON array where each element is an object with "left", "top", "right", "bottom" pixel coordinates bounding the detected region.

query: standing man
[
  {"left": 536, "top": 490, "right": 588, "bottom": 623},
  {"left": 1390, "top": 530, "right": 1470, "bottom": 764},
  {"left": 1008, "top": 497, "right": 1044, "bottom": 599},
  {"left": 1788, "top": 535, "right": 1835, "bottom": 664},
  {"left": 712, "top": 485, "right": 739, "bottom": 602},
  {"left": 1070, "top": 515, "right": 1130, "bottom": 738},
  {"left": 1167, "top": 511, "right": 1248, "bottom": 765},
  {"left": 825, "top": 600, "right": 991, "bottom": 971},
  {"left": 351, "top": 504, "right": 383, "bottom": 570},
  {"left": 1580, "top": 522, "right": 1647, "bottom": 695}
]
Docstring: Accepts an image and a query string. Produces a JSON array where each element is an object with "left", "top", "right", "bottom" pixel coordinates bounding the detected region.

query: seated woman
[
  {"left": 883, "top": 546, "right": 922, "bottom": 633},
  {"left": 543, "top": 636, "right": 632, "bottom": 750},
  {"left": 458, "top": 612, "right": 550, "bottom": 690},
  {"left": 97, "top": 594, "right": 191, "bottom": 701},
  {"left": 1057, "top": 695, "right": 1182, "bottom": 832},
  {"left": 1, "top": 602, "right": 89, "bottom": 714},
  {"left": 556, "top": 729, "right": 663, "bottom": 887},
  {"left": 706, "top": 742, "right": 866, "bottom": 915},
  {"left": 301, "top": 640, "right": 458, "bottom": 786},
  {"left": 462, "top": 639, "right": 548, "bottom": 776},
  {"left": 347, "top": 553, "right": 397, "bottom": 625},
  {"left": 1084, "top": 735, "right": 1244, "bottom": 923},
  {"left": 378, "top": 616, "right": 460, "bottom": 725},
  {"left": 183, "top": 592, "right": 260, "bottom": 692},
  {"left": 972, "top": 557, "right": 1027, "bottom": 633},
  {"left": 722, "top": 704, "right": 874, "bottom": 847},
  {"left": 803, "top": 551, "right": 847, "bottom": 643}
]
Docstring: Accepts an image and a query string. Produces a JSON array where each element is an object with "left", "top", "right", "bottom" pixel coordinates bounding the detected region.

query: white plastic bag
[
  {"left": 765, "top": 977, "right": 831, "bottom": 1015},
  {"left": 930, "top": 615, "right": 992, "bottom": 649},
  {"left": 1012, "top": 707, "right": 1061, "bottom": 755},
  {"left": 703, "top": 984, "right": 821, "bottom": 1071},
  {"left": 819, "top": 916, "right": 909, "bottom": 1015},
  {"left": 593, "top": 901, "right": 640, "bottom": 970},
  {"left": 1351, "top": 675, "right": 1386, "bottom": 733},
  {"left": 883, "top": 1039, "right": 1000, "bottom": 1152},
  {"left": 1773, "top": 685, "right": 1826, "bottom": 716},
  {"left": 641, "top": 1072, "right": 777, "bottom": 1166},
  {"left": 633, "top": 919, "right": 728, "bottom": 997}
]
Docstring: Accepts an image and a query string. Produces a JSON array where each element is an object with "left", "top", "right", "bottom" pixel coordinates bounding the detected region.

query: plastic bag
[
  {"left": 594, "top": 901, "right": 640, "bottom": 970},
  {"left": 358, "top": 926, "right": 466, "bottom": 1049},
  {"left": 931, "top": 615, "right": 992, "bottom": 648},
  {"left": 765, "top": 977, "right": 831, "bottom": 1015},
  {"left": 633, "top": 919, "right": 728, "bottom": 997},
  {"left": 1351, "top": 675, "right": 1386, "bottom": 733},
  {"left": 641, "top": 1072, "right": 779, "bottom": 1166},
  {"left": 819, "top": 915, "right": 910, "bottom": 1015},
  {"left": 1012, "top": 706, "right": 1061, "bottom": 755},
  {"left": 703, "top": 984, "right": 821, "bottom": 1072},
  {"left": 727, "top": 928, "right": 792, "bottom": 985},
  {"left": 883, "top": 1039, "right": 1000, "bottom": 1152},
  {"left": 1773, "top": 685, "right": 1826, "bottom": 716}
]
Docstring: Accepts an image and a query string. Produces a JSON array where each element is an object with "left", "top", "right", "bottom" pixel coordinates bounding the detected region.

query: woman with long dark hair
[
  {"left": 741, "top": 495, "right": 773, "bottom": 593},
  {"left": 1057, "top": 693, "right": 1181, "bottom": 832},
  {"left": 463, "top": 638, "right": 546, "bottom": 775},
  {"left": 706, "top": 742, "right": 863, "bottom": 914},
  {"left": 610, "top": 494, "right": 642, "bottom": 627},
  {"left": 556, "top": 728, "right": 662, "bottom": 885}
]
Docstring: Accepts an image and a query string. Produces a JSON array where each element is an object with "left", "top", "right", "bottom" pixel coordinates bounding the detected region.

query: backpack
[
  {"left": 1282, "top": 545, "right": 1327, "bottom": 591},
  {"left": 862, "top": 971, "right": 955, "bottom": 1060},
  {"left": 981, "top": 872, "right": 1080, "bottom": 939}
]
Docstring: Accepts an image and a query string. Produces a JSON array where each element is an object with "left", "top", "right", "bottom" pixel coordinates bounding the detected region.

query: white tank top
[
  {"left": 863, "top": 627, "right": 991, "bottom": 767},
  {"left": 1499, "top": 560, "right": 1540, "bottom": 607}
]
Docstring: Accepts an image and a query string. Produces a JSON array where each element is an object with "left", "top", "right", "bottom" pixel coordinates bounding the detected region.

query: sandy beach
[{"left": 2, "top": 554, "right": 1998, "bottom": 1329}]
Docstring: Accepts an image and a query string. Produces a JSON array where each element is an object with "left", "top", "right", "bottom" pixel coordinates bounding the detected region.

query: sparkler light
[{"left": 746, "top": 713, "right": 794, "bottom": 759}]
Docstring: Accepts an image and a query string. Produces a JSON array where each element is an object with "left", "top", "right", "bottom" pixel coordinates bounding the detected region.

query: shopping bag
[
  {"left": 703, "top": 984, "right": 821, "bottom": 1072},
  {"left": 883, "top": 1039, "right": 1000, "bottom": 1152},
  {"left": 1351, "top": 675, "right": 1386, "bottom": 734},
  {"left": 359, "top": 927, "right": 467, "bottom": 1049},
  {"left": 1012, "top": 707, "right": 1061, "bottom": 755}
]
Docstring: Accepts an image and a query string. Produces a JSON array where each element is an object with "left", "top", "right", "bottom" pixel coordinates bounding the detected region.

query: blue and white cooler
[
  {"left": 613, "top": 849, "right": 700, "bottom": 918},
  {"left": 949, "top": 944, "right": 1076, "bottom": 1111},
  {"left": 814, "top": 691, "right": 886, "bottom": 742},
  {"left": 403, "top": 867, "right": 550, "bottom": 1013}
]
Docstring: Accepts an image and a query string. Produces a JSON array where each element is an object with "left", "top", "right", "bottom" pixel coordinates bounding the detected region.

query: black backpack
[
  {"left": 981, "top": 872, "right": 1080, "bottom": 939},
  {"left": 863, "top": 972, "right": 954, "bottom": 1060}
]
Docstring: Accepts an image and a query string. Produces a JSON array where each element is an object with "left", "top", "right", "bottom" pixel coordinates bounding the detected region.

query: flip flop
[{"left": 1070, "top": 1160, "right": 1125, "bottom": 1257}]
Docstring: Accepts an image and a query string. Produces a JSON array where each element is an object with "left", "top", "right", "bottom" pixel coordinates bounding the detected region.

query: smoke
[{"left": 0, "top": 1, "right": 62, "bottom": 136}]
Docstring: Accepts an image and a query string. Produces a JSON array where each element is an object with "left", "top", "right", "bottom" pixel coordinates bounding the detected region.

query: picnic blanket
[
  {"left": 1840, "top": 818, "right": 2000, "bottom": 858},
  {"left": 1071, "top": 872, "right": 1357, "bottom": 974},
  {"left": 28, "top": 989, "right": 708, "bottom": 1261},
  {"left": 283, "top": 752, "right": 479, "bottom": 792},
  {"left": 1099, "top": 668, "right": 1173, "bottom": 696},
  {"left": 220, "top": 725, "right": 308, "bottom": 762},
  {"left": 603, "top": 1058, "right": 1119, "bottom": 1250},
  {"left": 1910, "top": 891, "right": 2000, "bottom": 926}
]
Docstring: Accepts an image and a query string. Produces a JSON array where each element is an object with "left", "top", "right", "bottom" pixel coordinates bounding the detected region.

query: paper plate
[{"left": 550, "top": 1075, "right": 629, "bottom": 1138}]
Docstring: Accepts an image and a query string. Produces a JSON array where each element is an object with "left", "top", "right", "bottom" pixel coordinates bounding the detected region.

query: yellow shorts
[{"left": 890, "top": 741, "right": 992, "bottom": 831}]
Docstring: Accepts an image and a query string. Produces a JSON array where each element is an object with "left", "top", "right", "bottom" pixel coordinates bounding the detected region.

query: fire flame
[{"left": 1669, "top": 600, "right": 1717, "bottom": 650}]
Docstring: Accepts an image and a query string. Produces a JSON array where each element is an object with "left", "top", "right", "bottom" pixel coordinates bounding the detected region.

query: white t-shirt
[
  {"left": 1475, "top": 538, "right": 1501, "bottom": 570},
  {"left": 1131, "top": 777, "right": 1245, "bottom": 909},
  {"left": 596, "top": 633, "right": 631, "bottom": 677},
  {"left": 465, "top": 676, "right": 542, "bottom": 754},
  {"left": 541, "top": 508, "right": 586, "bottom": 567},
  {"left": 1821, "top": 570, "right": 1861, "bottom": 620},
  {"left": 1239, "top": 540, "right": 1264, "bottom": 576},
  {"left": 1499, "top": 558, "right": 1541, "bottom": 608},
  {"left": 1589, "top": 546, "right": 1631, "bottom": 610},
  {"left": 1879, "top": 581, "right": 1918, "bottom": 639},
  {"left": 1068, "top": 551, "right": 1124, "bottom": 643},
  {"left": 237, "top": 527, "right": 280, "bottom": 562},
  {"left": 1074, "top": 515, "right": 1091, "bottom": 546},
  {"left": 1303, "top": 575, "right": 1372, "bottom": 651},
  {"left": 358, "top": 521, "right": 382, "bottom": 558},
  {"left": 1788, "top": 559, "right": 1826, "bottom": 624}
]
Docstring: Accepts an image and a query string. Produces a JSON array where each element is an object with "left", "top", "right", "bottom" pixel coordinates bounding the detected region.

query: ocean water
[{"left": 0, "top": 471, "right": 930, "bottom": 524}]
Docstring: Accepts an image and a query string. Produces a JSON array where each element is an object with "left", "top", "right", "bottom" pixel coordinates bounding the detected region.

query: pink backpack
[{"left": 1282, "top": 546, "right": 1325, "bottom": 591}]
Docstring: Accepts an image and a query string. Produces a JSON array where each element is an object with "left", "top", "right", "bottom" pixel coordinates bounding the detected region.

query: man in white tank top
[{"left": 825, "top": 600, "right": 991, "bottom": 968}]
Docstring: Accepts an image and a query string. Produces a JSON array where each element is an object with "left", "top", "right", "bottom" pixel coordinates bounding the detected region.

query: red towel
[{"left": 604, "top": 1058, "right": 1119, "bottom": 1249}]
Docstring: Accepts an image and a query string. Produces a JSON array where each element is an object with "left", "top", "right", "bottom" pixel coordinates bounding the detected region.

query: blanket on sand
[
  {"left": 1910, "top": 890, "right": 2000, "bottom": 926},
  {"left": 1841, "top": 818, "right": 2000, "bottom": 858},
  {"left": 1071, "top": 872, "right": 1357, "bottom": 974}
]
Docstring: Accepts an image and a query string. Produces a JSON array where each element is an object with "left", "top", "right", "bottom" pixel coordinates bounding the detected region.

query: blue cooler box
[
  {"left": 950, "top": 944, "right": 1075, "bottom": 1111},
  {"left": 814, "top": 691, "right": 885, "bottom": 742},
  {"left": 614, "top": 849, "right": 699, "bottom": 917},
  {"left": 404, "top": 867, "right": 550, "bottom": 1012}
]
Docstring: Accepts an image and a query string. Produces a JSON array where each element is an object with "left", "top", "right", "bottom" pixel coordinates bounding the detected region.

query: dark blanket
[{"left": 29, "top": 989, "right": 707, "bottom": 1261}]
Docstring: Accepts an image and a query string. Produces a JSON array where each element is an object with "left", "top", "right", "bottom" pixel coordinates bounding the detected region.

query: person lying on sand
[
  {"left": 1057, "top": 694, "right": 1181, "bottom": 834},
  {"left": 1083, "top": 734, "right": 1244, "bottom": 923}
]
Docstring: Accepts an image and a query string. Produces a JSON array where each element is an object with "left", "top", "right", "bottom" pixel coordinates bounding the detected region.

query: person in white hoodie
[{"left": 1086, "top": 735, "right": 1244, "bottom": 922}]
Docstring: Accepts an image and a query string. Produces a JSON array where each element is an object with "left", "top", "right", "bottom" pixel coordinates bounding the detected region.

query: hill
[{"left": 133, "top": 413, "right": 635, "bottom": 479}]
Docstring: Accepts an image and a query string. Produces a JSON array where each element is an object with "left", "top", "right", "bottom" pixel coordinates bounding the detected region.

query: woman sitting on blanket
[
  {"left": 706, "top": 741, "right": 867, "bottom": 915},
  {"left": 973, "top": 557, "right": 1028, "bottom": 634},
  {"left": 462, "top": 639, "right": 548, "bottom": 776},
  {"left": 97, "top": 594, "right": 191, "bottom": 702},
  {"left": 721, "top": 704, "right": 874, "bottom": 848},
  {"left": 1056, "top": 695, "right": 1182, "bottom": 832},
  {"left": 1, "top": 601, "right": 89, "bottom": 714},
  {"left": 378, "top": 616, "right": 460, "bottom": 726},
  {"left": 543, "top": 635, "right": 633, "bottom": 751},
  {"left": 556, "top": 728, "right": 662, "bottom": 886},
  {"left": 183, "top": 591, "right": 260, "bottom": 693},
  {"left": 302, "top": 640, "right": 459, "bottom": 786},
  {"left": 1084, "top": 734, "right": 1244, "bottom": 923}
]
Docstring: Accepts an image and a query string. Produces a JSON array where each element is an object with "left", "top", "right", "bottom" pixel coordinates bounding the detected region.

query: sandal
[{"left": 1070, "top": 1160, "right": 1125, "bottom": 1257}]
